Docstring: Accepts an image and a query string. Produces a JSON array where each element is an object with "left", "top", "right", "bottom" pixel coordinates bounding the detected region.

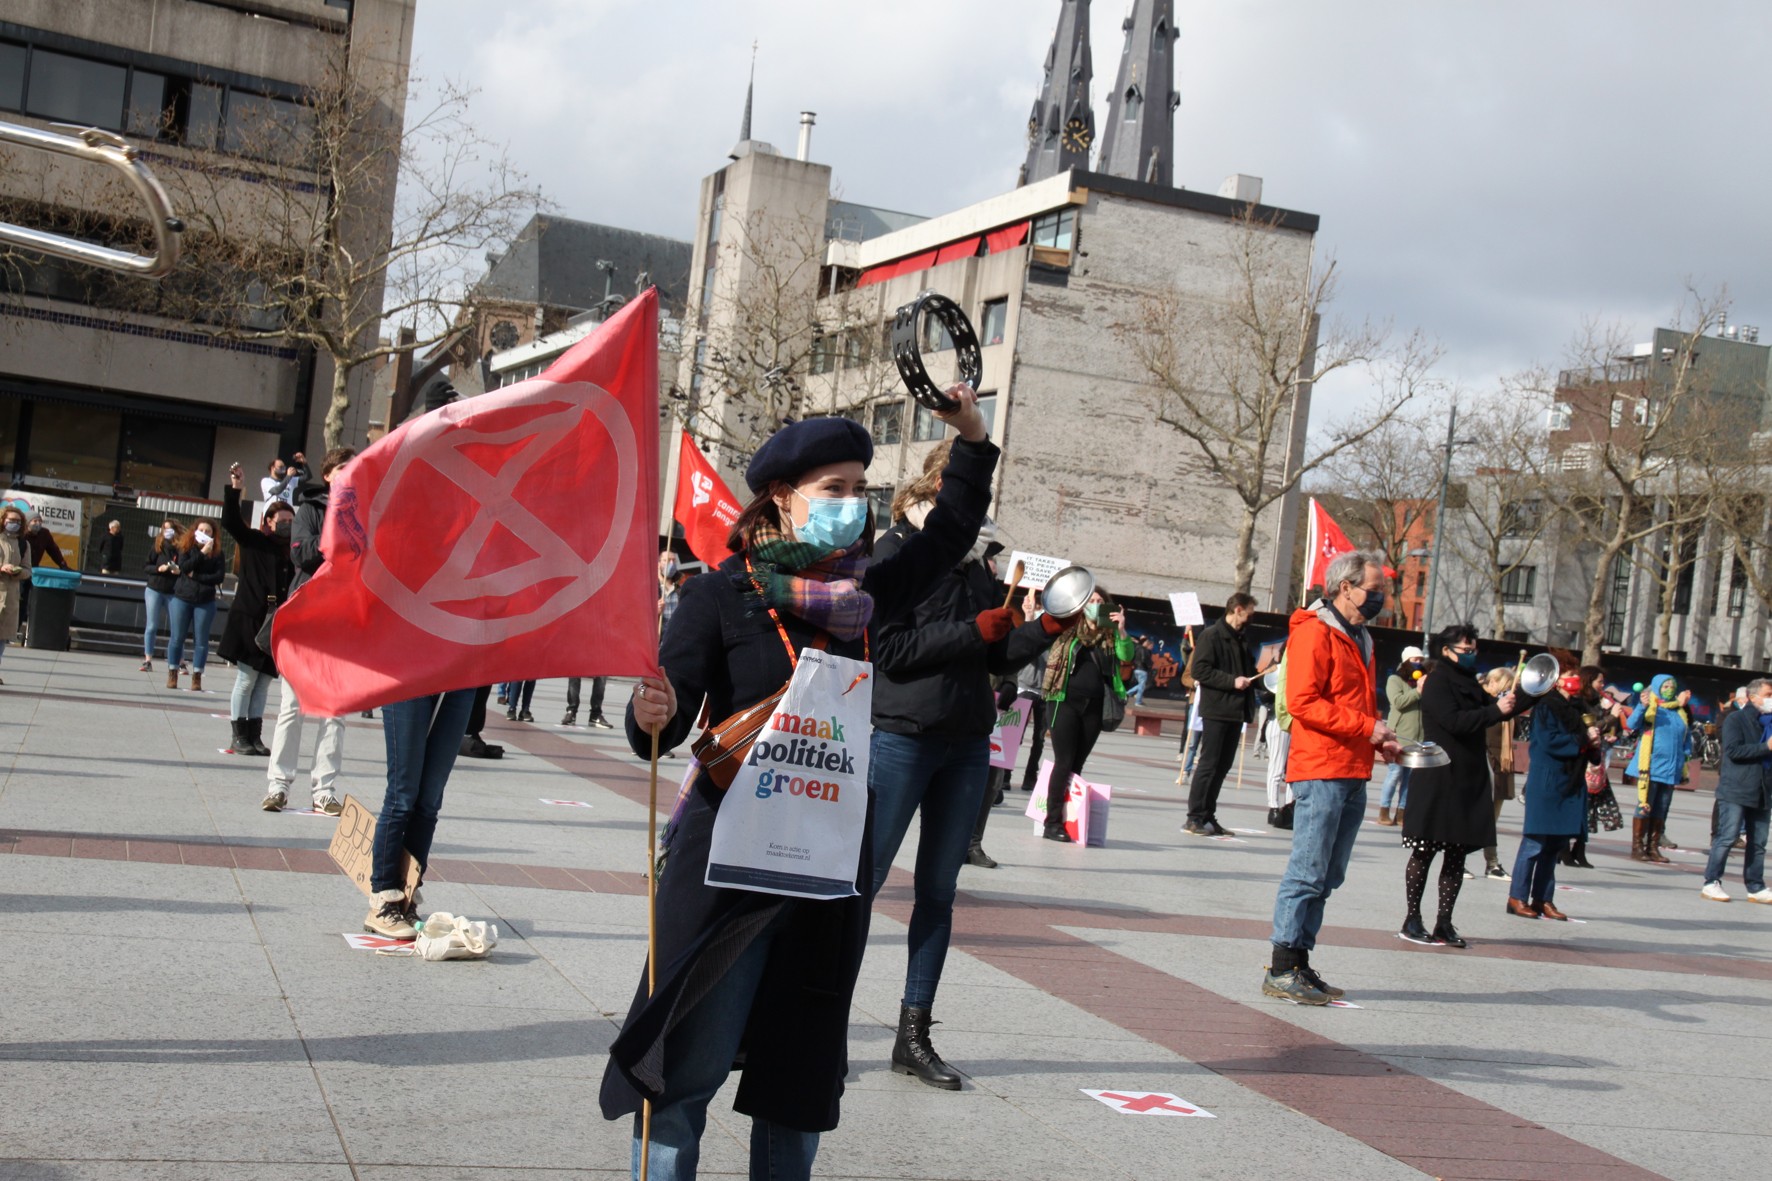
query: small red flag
[
  {"left": 1304, "top": 497, "right": 1356, "bottom": 591},
  {"left": 272, "top": 291, "right": 662, "bottom": 714},
  {"left": 672, "top": 433, "right": 741, "bottom": 568}
]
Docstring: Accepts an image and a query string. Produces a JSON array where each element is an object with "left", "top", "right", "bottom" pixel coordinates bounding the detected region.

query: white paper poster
[
  {"left": 1006, "top": 550, "right": 1069, "bottom": 590},
  {"left": 1168, "top": 592, "right": 1204, "bottom": 626}
]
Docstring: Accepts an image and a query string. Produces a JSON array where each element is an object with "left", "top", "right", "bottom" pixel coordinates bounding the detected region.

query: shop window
[
  {"left": 120, "top": 414, "right": 212, "bottom": 498},
  {"left": 24, "top": 49, "right": 127, "bottom": 130},
  {"left": 24, "top": 402, "right": 121, "bottom": 491},
  {"left": 979, "top": 298, "right": 1008, "bottom": 346}
]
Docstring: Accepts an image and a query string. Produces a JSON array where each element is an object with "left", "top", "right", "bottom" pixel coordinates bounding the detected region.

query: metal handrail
[{"left": 0, "top": 121, "right": 184, "bottom": 278}]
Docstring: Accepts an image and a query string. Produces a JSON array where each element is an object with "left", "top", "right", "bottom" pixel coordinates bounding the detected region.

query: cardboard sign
[
  {"left": 328, "top": 794, "right": 420, "bottom": 899},
  {"left": 2, "top": 489, "right": 82, "bottom": 568},
  {"left": 1007, "top": 550, "right": 1069, "bottom": 590},
  {"left": 988, "top": 693, "right": 1035, "bottom": 770},
  {"left": 1082, "top": 1090, "right": 1215, "bottom": 1118},
  {"left": 1168, "top": 592, "right": 1204, "bottom": 627}
]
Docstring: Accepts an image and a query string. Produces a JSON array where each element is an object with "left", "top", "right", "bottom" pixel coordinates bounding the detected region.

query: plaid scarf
[{"left": 742, "top": 523, "right": 874, "bottom": 641}]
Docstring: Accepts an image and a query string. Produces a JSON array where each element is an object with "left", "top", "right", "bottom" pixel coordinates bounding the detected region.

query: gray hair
[
  {"left": 1748, "top": 678, "right": 1772, "bottom": 698},
  {"left": 1323, "top": 549, "right": 1383, "bottom": 593}
]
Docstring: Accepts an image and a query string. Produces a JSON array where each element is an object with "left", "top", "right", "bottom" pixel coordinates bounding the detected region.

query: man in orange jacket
[{"left": 1263, "top": 550, "right": 1401, "bottom": 1005}]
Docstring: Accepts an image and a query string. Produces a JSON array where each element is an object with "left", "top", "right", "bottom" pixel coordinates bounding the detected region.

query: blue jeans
[
  {"left": 1638, "top": 781, "right": 1675, "bottom": 820},
  {"left": 371, "top": 690, "right": 475, "bottom": 892},
  {"left": 1379, "top": 763, "right": 1411, "bottom": 809},
  {"left": 1704, "top": 802, "right": 1769, "bottom": 891},
  {"left": 1128, "top": 669, "right": 1150, "bottom": 706},
  {"left": 165, "top": 597, "right": 217, "bottom": 672},
  {"left": 867, "top": 730, "right": 990, "bottom": 1009},
  {"left": 230, "top": 664, "right": 274, "bottom": 719},
  {"left": 1271, "top": 777, "right": 1367, "bottom": 951},
  {"left": 1509, "top": 833, "right": 1570, "bottom": 904},
  {"left": 632, "top": 909, "right": 819, "bottom": 1181},
  {"left": 142, "top": 587, "right": 170, "bottom": 658}
]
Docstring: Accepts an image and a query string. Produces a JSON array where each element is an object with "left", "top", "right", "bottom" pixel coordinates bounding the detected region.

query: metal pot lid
[{"left": 1395, "top": 741, "right": 1451, "bottom": 769}]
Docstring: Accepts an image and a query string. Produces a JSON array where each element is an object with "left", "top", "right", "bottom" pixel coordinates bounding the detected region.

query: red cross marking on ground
[{"left": 1099, "top": 1092, "right": 1197, "bottom": 1115}]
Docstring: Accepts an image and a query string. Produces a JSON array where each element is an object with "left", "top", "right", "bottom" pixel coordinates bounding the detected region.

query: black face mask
[
  {"left": 273, "top": 521, "right": 292, "bottom": 540},
  {"left": 1355, "top": 587, "right": 1385, "bottom": 621}
]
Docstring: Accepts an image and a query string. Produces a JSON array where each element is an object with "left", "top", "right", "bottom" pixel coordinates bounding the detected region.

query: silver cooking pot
[
  {"left": 1394, "top": 741, "right": 1451, "bottom": 769},
  {"left": 1041, "top": 565, "right": 1096, "bottom": 619}
]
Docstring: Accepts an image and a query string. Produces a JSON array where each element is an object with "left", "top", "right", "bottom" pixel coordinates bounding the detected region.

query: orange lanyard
[{"left": 745, "top": 556, "right": 868, "bottom": 664}]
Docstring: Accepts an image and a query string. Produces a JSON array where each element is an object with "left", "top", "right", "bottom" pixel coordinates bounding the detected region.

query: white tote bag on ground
[{"left": 706, "top": 648, "right": 873, "bottom": 899}]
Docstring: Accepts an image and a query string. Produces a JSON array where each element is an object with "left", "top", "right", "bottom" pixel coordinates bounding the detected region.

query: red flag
[
  {"left": 672, "top": 433, "right": 741, "bottom": 568},
  {"left": 1304, "top": 497, "right": 1356, "bottom": 591},
  {"left": 272, "top": 291, "right": 661, "bottom": 714}
]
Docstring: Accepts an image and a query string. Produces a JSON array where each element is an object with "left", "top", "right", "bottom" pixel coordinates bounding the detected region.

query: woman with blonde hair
[
  {"left": 1480, "top": 665, "right": 1518, "bottom": 879},
  {"left": 1040, "top": 585, "right": 1135, "bottom": 842},
  {"left": 164, "top": 517, "right": 225, "bottom": 691}
]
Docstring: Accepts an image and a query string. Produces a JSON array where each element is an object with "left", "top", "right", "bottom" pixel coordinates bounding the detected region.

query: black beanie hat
[{"left": 744, "top": 416, "right": 873, "bottom": 494}]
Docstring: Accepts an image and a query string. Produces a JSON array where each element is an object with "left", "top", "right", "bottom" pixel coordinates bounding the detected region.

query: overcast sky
[{"left": 410, "top": 0, "right": 1772, "bottom": 422}]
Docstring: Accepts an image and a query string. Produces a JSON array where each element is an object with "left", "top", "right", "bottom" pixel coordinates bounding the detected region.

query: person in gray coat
[{"left": 1700, "top": 678, "right": 1772, "bottom": 903}]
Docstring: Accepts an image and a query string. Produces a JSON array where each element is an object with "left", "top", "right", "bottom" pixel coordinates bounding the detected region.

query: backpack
[{"left": 1271, "top": 652, "right": 1292, "bottom": 733}]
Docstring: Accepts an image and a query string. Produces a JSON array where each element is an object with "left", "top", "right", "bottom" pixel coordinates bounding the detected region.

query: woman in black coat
[
  {"left": 219, "top": 465, "right": 295, "bottom": 757},
  {"left": 607, "top": 391, "right": 992, "bottom": 1180},
  {"left": 1398, "top": 624, "right": 1520, "bottom": 948},
  {"left": 165, "top": 519, "right": 225, "bottom": 692}
]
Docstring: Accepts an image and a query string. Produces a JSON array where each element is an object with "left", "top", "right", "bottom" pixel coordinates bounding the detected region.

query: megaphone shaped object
[{"left": 1518, "top": 652, "right": 1561, "bottom": 697}]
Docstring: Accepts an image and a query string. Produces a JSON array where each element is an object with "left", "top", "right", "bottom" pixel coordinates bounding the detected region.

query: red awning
[
  {"left": 935, "top": 236, "right": 981, "bottom": 265},
  {"left": 895, "top": 249, "right": 939, "bottom": 277},
  {"left": 856, "top": 265, "right": 891, "bottom": 288},
  {"left": 984, "top": 222, "right": 1029, "bottom": 254}
]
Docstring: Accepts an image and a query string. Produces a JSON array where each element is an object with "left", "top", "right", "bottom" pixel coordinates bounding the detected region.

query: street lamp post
[{"left": 1421, "top": 401, "right": 1466, "bottom": 647}]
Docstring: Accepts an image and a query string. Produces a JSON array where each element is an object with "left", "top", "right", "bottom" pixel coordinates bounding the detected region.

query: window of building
[
  {"left": 24, "top": 401, "right": 121, "bottom": 491},
  {"left": 223, "top": 90, "right": 316, "bottom": 165},
  {"left": 1500, "top": 498, "right": 1541, "bottom": 538},
  {"left": 1716, "top": 654, "right": 1742, "bottom": 669},
  {"left": 1031, "top": 208, "right": 1075, "bottom": 251},
  {"left": 1547, "top": 402, "right": 1572, "bottom": 432},
  {"left": 1415, "top": 571, "right": 1426, "bottom": 593},
  {"left": 866, "top": 486, "right": 893, "bottom": 527},
  {"left": 1503, "top": 630, "right": 1530, "bottom": 643},
  {"left": 0, "top": 397, "right": 20, "bottom": 482},
  {"left": 24, "top": 49, "right": 128, "bottom": 130},
  {"left": 912, "top": 401, "right": 944, "bottom": 442},
  {"left": 921, "top": 310, "right": 953, "bottom": 353},
  {"left": 690, "top": 338, "right": 708, "bottom": 395},
  {"left": 809, "top": 335, "right": 835, "bottom": 375},
  {"left": 1671, "top": 534, "right": 1698, "bottom": 616},
  {"left": 1604, "top": 555, "right": 1631, "bottom": 647},
  {"left": 0, "top": 42, "right": 27, "bottom": 111},
  {"left": 947, "top": 393, "right": 997, "bottom": 438},
  {"left": 1499, "top": 565, "right": 1537, "bottom": 605},
  {"left": 119, "top": 414, "right": 212, "bottom": 498},
  {"left": 1667, "top": 649, "right": 1687, "bottom": 664},
  {"left": 979, "top": 298, "right": 1008, "bottom": 346},
  {"left": 126, "top": 70, "right": 168, "bottom": 137},
  {"left": 1609, "top": 398, "right": 1624, "bottom": 429},
  {"left": 841, "top": 327, "right": 866, "bottom": 369},
  {"left": 185, "top": 81, "right": 224, "bottom": 149},
  {"left": 1729, "top": 556, "right": 1747, "bottom": 618},
  {"left": 872, "top": 399, "right": 902, "bottom": 445}
]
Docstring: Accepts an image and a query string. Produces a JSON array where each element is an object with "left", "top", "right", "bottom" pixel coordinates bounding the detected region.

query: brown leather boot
[
  {"left": 1630, "top": 817, "right": 1652, "bottom": 861},
  {"left": 1646, "top": 820, "right": 1671, "bottom": 864},
  {"left": 166, "top": 668, "right": 179, "bottom": 690},
  {"left": 1377, "top": 806, "right": 1394, "bottom": 826},
  {"left": 190, "top": 671, "right": 202, "bottom": 692},
  {"left": 1506, "top": 897, "right": 1541, "bottom": 919}
]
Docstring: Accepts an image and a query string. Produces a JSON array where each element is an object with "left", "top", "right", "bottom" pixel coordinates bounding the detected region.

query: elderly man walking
[
  {"left": 1699, "top": 677, "right": 1772, "bottom": 903},
  {"left": 1263, "top": 550, "right": 1399, "bottom": 1005}
]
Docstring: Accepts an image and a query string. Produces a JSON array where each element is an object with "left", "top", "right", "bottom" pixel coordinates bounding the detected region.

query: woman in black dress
[{"left": 1398, "top": 624, "right": 1521, "bottom": 947}]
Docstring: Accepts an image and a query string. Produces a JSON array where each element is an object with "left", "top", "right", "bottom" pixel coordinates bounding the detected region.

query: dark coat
[
  {"left": 173, "top": 546, "right": 225, "bottom": 605},
  {"left": 869, "top": 520, "right": 1052, "bottom": 737},
  {"left": 600, "top": 435, "right": 999, "bottom": 1135},
  {"left": 1402, "top": 662, "right": 1509, "bottom": 847},
  {"left": 143, "top": 539, "right": 180, "bottom": 594},
  {"left": 1190, "top": 617, "right": 1254, "bottom": 722},
  {"left": 1521, "top": 696, "right": 1594, "bottom": 837},
  {"left": 97, "top": 530, "right": 124, "bottom": 572},
  {"left": 23, "top": 528, "right": 68, "bottom": 569},
  {"left": 216, "top": 487, "right": 293, "bottom": 675},
  {"left": 1716, "top": 705, "right": 1772, "bottom": 810},
  {"left": 288, "top": 482, "right": 329, "bottom": 596}
]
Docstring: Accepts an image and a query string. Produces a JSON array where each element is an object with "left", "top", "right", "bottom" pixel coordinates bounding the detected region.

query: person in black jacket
[
  {"left": 164, "top": 518, "right": 225, "bottom": 692},
  {"left": 1397, "top": 624, "right": 1522, "bottom": 946},
  {"left": 1184, "top": 593, "right": 1258, "bottom": 836},
  {"left": 263, "top": 448, "right": 354, "bottom": 813},
  {"left": 97, "top": 519, "right": 125, "bottom": 574},
  {"left": 140, "top": 518, "right": 182, "bottom": 673},
  {"left": 609, "top": 392, "right": 992, "bottom": 1180},
  {"left": 219, "top": 464, "right": 295, "bottom": 759},
  {"left": 865, "top": 441, "right": 1068, "bottom": 1090}
]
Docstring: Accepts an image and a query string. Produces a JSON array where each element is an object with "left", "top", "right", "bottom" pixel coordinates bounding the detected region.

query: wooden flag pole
[{"left": 639, "top": 724, "right": 660, "bottom": 1181}]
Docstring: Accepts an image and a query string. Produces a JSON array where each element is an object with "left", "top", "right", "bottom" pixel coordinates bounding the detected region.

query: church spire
[
  {"left": 1020, "top": 0, "right": 1096, "bottom": 186},
  {"left": 1098, "top": 1, "right": 1180, "bottom": 187},
  {"left": 730, "top": 42, "right": 757, "bottom": 160}
]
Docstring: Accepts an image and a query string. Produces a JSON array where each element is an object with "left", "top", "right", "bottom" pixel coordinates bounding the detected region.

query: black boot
[
  {"left": 229, "top": 719, "right": 250, "bottom": 755},
  {"left": 891, "top": 1004, "right": 962, "bottom": 1090},
  {"left": 245, "top": 717, "right": 271, "bottom": 756}
]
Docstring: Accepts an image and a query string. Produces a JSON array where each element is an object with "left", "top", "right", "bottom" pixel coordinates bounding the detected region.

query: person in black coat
[
  {"left": 1700, "top": 678, "right": 1772, "bottom": 901},
  {"left": 1184, "top": 593, "right": 1258, "bottom": 835},
  {"left": 865, "top": 441, "right": 1069, "bottom": 1089},
  {"left": 608, "top": 392, "right": 993, "bottom": 1180},
  {"left": 1397, "top": 624, "right": 1522, "bottom": 947},
  {"left": 97, "top": 519, "right": 125, "bottom": 574},
  {"left": 219, "top": 464, "right": 296, "bottom": 757},
  {"left": 140, "top": 518, "right": 182, "bottom": 672},
  {"left": 164, "top": 519, "right": 225, "bottom": 692}
]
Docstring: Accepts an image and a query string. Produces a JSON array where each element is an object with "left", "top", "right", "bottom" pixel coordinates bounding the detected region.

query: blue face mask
[
  {"left": 794, "top": 493, "right": 868, "bottom": 550},
  {"left": 1454, "top": 650, "right": 1477, "bottom": 670}
]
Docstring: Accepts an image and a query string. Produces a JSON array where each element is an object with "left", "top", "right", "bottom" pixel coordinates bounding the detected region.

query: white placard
[
  {"left": 1168, "top": 592, "right": 1204, "bottom": 626},
  {"left": 1007, "top": 550, "right": 1068, "bottom": 590}
]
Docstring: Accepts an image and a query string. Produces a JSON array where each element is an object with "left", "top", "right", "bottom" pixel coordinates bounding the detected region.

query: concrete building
[
  {"left": 0, "top": 0, "right": 413, "bottom": 521},
  {"left": 674, "top": 1, "right": 1321, "bottom": 606}
]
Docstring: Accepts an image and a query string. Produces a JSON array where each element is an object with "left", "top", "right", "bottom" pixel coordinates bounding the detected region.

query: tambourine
[{"left": 890, "top": 291, "right": 982, "bottom": 412}]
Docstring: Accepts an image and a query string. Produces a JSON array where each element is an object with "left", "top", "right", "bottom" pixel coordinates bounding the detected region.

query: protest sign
[
  {"left": 328, "top": 795, "right": 420, "bottom": 899},
  {"left": 1168, "top": 592, "right": 1204, "bottom": 626},
  {"left": 1007, "top": 550, "right": 1068, "bottom": 590}
]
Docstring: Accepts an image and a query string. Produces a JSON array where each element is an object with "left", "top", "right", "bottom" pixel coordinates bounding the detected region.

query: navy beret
[{"left": 744, "top": 416, "right": 874, "bottom": 493}]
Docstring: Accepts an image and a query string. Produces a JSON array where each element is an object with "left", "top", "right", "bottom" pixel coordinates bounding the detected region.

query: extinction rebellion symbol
[{"left": 357, "top": 381, "right": 639, "bottom": 645}]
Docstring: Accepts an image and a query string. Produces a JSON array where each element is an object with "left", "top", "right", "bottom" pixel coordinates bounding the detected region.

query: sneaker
[
  {"left": 1262, "top": 967, "right": 1329, "bottom": 1005},
  {"left": 1485, "top": 863, "right": 1508, "bottom": 880},
  {"left": 1701, "top": 881, "right": 1732, "bottom": 902},
  {"left": 261, "top": 788, "right": 287, "bottom": 812},
  {"left": 1746, "top": 889, "right": 1772, "bottom": 904},
  {"left": 518, "top": 709, "right": 534, "bottom": 722},
  {"left": 313, "top": 794, "right": 344, "bottom": 817},
  {"left": 560, "top": 713, "right": 578, "bottom": 727},
  {"left": 1463, "top": 868, "right": 1474, "bottom": 880},
  {"left": 506, "top": 707, "right": 517, "bottom": 721},
  {"left": 1182, "top": 821, "right": 1209, "bottom": 836},
  {"left": 589, "top": 714, "right": 613, "bottom": 729},
  {"left": 138, "top": 658, "right": 152, "bottom": 672},
  {"left": 364, "top": 890, "right": 416, "bottom": 939},
  {"left": 1298, "top": 964, "right": 1345, "bottom": 999},
  {"left": 1203, "top": 820, "right": 1229, "bottom": 837}
]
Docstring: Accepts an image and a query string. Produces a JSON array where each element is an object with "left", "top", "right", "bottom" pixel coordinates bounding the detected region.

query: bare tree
[
  {"left": 163, "top": 47, "right": 542, "bottom": 448},
  {"left": 1552, "top": 289, "right": 1730, "bottom": 665},
  {"left": 1120, "top": 205, "right": 1441, "bottom": 593},
  {"left": 1311, "top": 405, "right": 1443, "bottom": 609}
]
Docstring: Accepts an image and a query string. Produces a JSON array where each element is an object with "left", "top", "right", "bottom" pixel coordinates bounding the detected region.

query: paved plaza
[{"left": 1, "top": 646, "right": 1767, "bottom": 1180}]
